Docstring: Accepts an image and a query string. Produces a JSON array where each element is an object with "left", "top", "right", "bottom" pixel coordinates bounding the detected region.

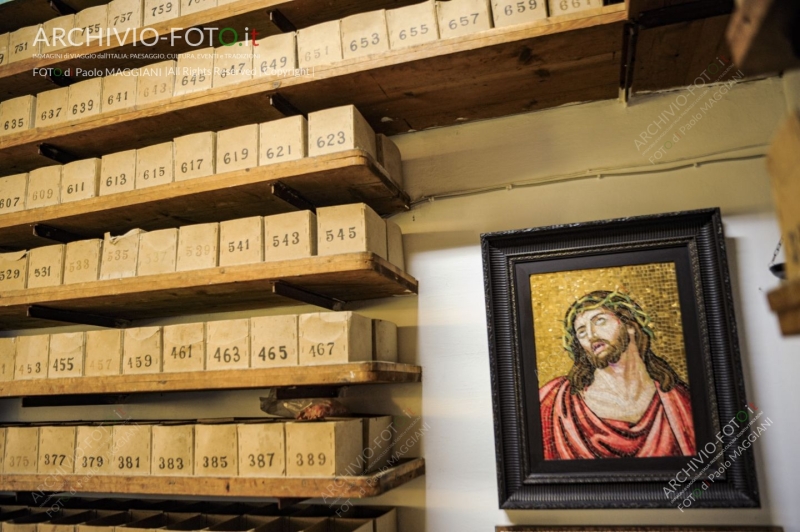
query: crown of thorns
[{"left": 562, "top": 290, "right": 655, "bottom": 360}]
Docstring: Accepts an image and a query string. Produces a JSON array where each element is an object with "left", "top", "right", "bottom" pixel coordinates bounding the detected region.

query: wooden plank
[
  {"left": 726, "top": 0, "right": 800, "bottom": 76},
  {"left": 0, "top": 458, "right": 425, "bottom": 497},
  {"left": 767, "top": 280, "right": 800, "bottom": 336},
  {"left": 0, "top": 252, "right": 418, "bottom": 330},
  {"left": 0, "top": 150, "right": 408, "bottom": 251}
]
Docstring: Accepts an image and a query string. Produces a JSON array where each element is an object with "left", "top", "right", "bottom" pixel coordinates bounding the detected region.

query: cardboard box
[
  {"left": 254, "top": 32, "right": 296, "bottom": 77},
  {"left": 194, "top": 423, "right": 238, "bottom": 476},
  {"left": 263, "top": 211, "right": 317, "bottom": 261},
  {"left": 8, "top": 25, "right": 40, "bottom": 62},
  {"left": 0, "top": 173, "right": 28, "bottom": 214},
  {"left": 436, "top": 0, "right": 493, "bottom": 38},
  {"left": 0, "top": 337, "right": 15, "bottom": 382},
  {"left": 100, "top": 228, "right": 144, "bottom": 279},
  {"left": 297, "top": 20, "right": 343, "bottom": 68},
  {"left": 285, "top": 419, "right": 362, "bottom": 476},
  {"left": 47, "top": 332, "right": 85, "bottom": 378},
  {"left": 162, "top": 322, "right": 205, "bottom": 372},
  {"left": 68, "top": 78, "right": 102, "bottom": 120},
  {"left": 0, "top": 427, "right": 5, "bottom": 472},
  {"left": 299, "top": 312, "right": 372, "bottom": 365},
  {"left": 386, "top": 220, "right": 404, "bottom": 270},
  {"left": 108, "top": 0, "right": 143, "bottom": 35},
  {"left": 341, "top": 10, "right": 390, "bottom": 60},
  {"left": 174, "top": 131, "right": 216, "bottom": 180},
  {"left": 137, "top": 228, "right": 178, "bottom": 276},
  {"left": 177, "top": 222, "right": 219, "bottom": 271},
  {"left": 387, "top": 1, "right": 439, "bottom": 49},
  {"left": 63, "top": 239, "right": 102, "bottom": 284},
  {"left": 767, "top": 111, "right": 800, "bottom": 281},
  {"left": 316, "top": 203, "right": 387, "bottom": 258},
  {"left": 206, "top": 516, "right": 282, "bottom": 532},
  {"left": 77, "top": 511, "right": 163, "bottom": 532},
  {"left": 151, "top": 423, "right": 193, "bottom": 475},
  {"left": 3, "top": 512, "right": 66, "bottom": 532},
  {"left": 0, "top": 251, "right": 28, "bottom": 292},
  {"left": 206, "top": 318, "right": 250, "bottom": 370},
  {"left": 181, "top": 0, "right": 216, "bottom": 16},
  {"left": 26, "top": 166, "right": 61, "bottom": 208},
  {"left": 250, "top": 315, "right": 298, "bottom": 368},
  {"left": 38, "top": 426, "right": 77, "bottom": 474},
  {"left": 237, "top": 422, "right": 285, "bottom": 477},
  {"left": 175, "top": 47, "right": 214, "bottom": 96},
  {"left": 100, "top": 149, "right": 136, "bottom": 195},
  {"left": 216, "top": 124, "right": 258, "bottom": 173},
  {"left": 3, "top": 427, "right": 39, "bottom": 473},
  {"left": 144, "top": 0, "right": 179, "bottom": 25},
  {"left": 85, "top": 329, "right": 123, "bottom": 376},
  {"left": 213, "top": 41, "right": 253, "bottom": 88},
  {"left": 259, "top": 116, "right": 306, "bottom": 166},
  {"left": 39, "top": 510, "right": 113, "bottom": 532},
  {"left": 36, "top": 86, "right": 70, "bottom": 127},
  {"left": 0, "top": 95, "right": 35, "bottom": 136},
  {"left": 492, "top": 0, "right": 547, "bottom": 27},
  {"left": 547, "top": 0, "right": 602, "bottom": 16},
  {"left": 308, "top": 105, "right": 376, "bottom": 159},
  {"left": 330, "top": 520, "right": 371, "bottom": 532},
  {"left": 137, "top": 61, "right": 176, "bottom": 105},
  {"left": 136, "top": 142, "right": 174, "bottom": 189},
  {"left": 362, "top": 416, "right": 392, "bottom": 472},
  {"left": 0, "top": 32, "right": 9, "bottom": 66},
  {"left": 74, "top": 5, "right": 108, "bottom": 46},
  {"left": 27, "top": 244, "right": 65, "bottom": 289},
  {"left": 376, "top": 134, "right": 403, "bottom": 188},
  {"left": 123, "top": 326, "right": 162, "bottom": 374},
  {"left": 102, "top": 72, "right": 137, "bottom": 112},
  {"left": 61, "top": 158, "right": 101, "bottom": 202},
  {"left": 112, "top": 424, "right": 151, "bottom": 475},
  {"left": 219, "top": 216, "right": 264, "bottom": 266},
  {"left": 373, "top": 319, "right": 398, "bottom": 362},
  {"left": 74, "top": 425, "right": 114, "bottom": 475}
]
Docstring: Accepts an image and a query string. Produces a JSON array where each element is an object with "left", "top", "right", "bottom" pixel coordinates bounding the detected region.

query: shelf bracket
[
  {"left": 270, "top": 93, "right": 305, "bottom": 118},
  {"left": 272, "top": 281, "right": 345, "bottom": 311},
  {"left": 38, "top": 143, "right": 79, "bottom": 164},
  {"left": 27, "top": 305, "right": 132, "bottom": 329},
  {"left": 48, "top": 0, "right": 77, "bottom": 16},
  {"left": 271, "top": 181, "right": 316, "bottom": 213},
  {"left": 32, "top": 223, "right": 82, "bottom": 244},
  {"left": 267, "top": 10, "right": 296, "bottom": 33}
]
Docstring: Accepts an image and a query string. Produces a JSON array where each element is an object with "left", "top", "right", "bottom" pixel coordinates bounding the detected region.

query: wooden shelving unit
[{"left": 767, "top": 281, "right": 800, "bottom": 336}]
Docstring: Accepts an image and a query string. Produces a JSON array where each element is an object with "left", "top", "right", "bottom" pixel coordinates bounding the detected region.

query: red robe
[{"left": 539, "top": 376, "right": 696, "bottom": 460}]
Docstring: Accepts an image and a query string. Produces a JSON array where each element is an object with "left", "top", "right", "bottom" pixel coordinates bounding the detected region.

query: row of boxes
[{"left": 0, "top": 311, "right": 398, "bottom": 380}]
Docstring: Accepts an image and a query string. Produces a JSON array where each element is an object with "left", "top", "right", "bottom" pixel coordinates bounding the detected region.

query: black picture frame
[{"left": 481, "top": 208, "right": 759, "bottom": 509}]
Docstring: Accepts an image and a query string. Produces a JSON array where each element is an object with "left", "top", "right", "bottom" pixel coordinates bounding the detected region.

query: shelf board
[
  {"left": 0, "top": 150, "right": 408, "bottom": 251},
  {"left": 767, "top": 280, "right": 800, "bottom": 336},
  {"left": 0, "top": 458, "right": 425, "bottom": 498},
  {"left": 0, "top": 252, "right": 418, "bottom": 330}
]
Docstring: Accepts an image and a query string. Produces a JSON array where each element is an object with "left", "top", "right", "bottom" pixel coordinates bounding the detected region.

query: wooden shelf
[
  {"left": 0, "top": 458, "right": 425, "bottom": 498},
  {"left": 767, "top": 280, "right": 800, "bottom": 336},
  {"left": 0, "top": 150, "right": 408, "bottom": 251},
  {"left": 0, "top": 252, "right": 418, "bottom": 330}
]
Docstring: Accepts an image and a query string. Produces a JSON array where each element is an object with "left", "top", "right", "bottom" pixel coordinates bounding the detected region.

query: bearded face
[{"left": 573, "top": 308, "right": 631, "bottom": 369}]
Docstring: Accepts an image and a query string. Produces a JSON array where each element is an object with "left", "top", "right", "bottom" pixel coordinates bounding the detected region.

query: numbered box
[
  {"left": 68, "top": 78, "right": 102, "bottom": 120},
  {"left": 74, "top": 6, "right": 108, "bottom": 46},
  {"left": 194, "top": 423, "right": 238, "bottom": 476},
  {"left": 36, "top": 87, "right": 70, "bottom": 128},
  {"left": 492, "top": 0, "right": 547, "bottom": 27},
  {"left": 9, "top": 25, "right": 40, "bottom": 63},
  {"left": 75, "top": 425, "right": 113, "bottom": 474},
  {"left": 386, "top": 220, "right": 405, "bottom": 270},
  {"left": 308, "top": 105, "right": 377, "bottom": 159},
  {"left": 100, "top": 149, "right": 136, "bottom": 196},
  {"left": 342, "top": 10, "right": 390, "bottom": 61},
  {"left": 38, "top": 426, "right": 76, "bottom": 474},
  {"left": 0, "top": 95, "right": 36, "bottom": 136},
  {"left": 264, "top": 211, "right": 317, "bottom": 262},
  {"left": 297, "top": 20, "right": 343, "bottom": 69},
  {"left": 112, "top": 424, "right": 151, "bottom": 475},
  {"left": 123, "top": 327, "right": 162, "bottom": 374},
  {"left": 238, "top": 422, "right": 285, "bottom": 477},
  {"left": 387, "top": 0, "right": 439, "bottom": 49},
  {"left": 213, "top": 41, "right": 253, "bottom": 88},
  {"left": 285, "top": 419, "right": 362, "bottom": 476},
  {"left": 64, "top": 239, "right": 102, "bottom": 284},
  {"left": 152, "top": 423, "right": 193, "bottom": 475},
  {"left": 362, "top": 416, "right": 393, "bottom": 472},
  {"left": 100, "top": 228, "right": 144, "bottom": 280},
  {"left": 174, "top": 131, "right": 215, "bottom": 180},
  {"left": 48, "top": 331, "right": 89, "bottom": 378},
  {"left": 174, "top": 48, "right": 214, "bottom": 96},
  {"left": 27, "top": 166, "right": 61, "bottom": 209},
  {"left": 548, "top": 0, "right": 602, "bottom": 16},
  {"left": 14, "top": 335, "right": 49, "bottom": 380},
  {"left": 136, "top": 142, "right": 174, "bottom": 189},
  {"left": 373, "top": 319, "right": 398, "bottom": 362},
  {"left": 219, "top": 216, "right": 263, "bottom": 266},
  {"left": 177, "top": 222, "right": 219, "bottom": 271},
  {"left": 61, "top": 158, "right": 101, "bottom": 203},
  {"left": 4, "top": 427, "right": 39, "bottom": 473},
  {"left": 162, "top": 323, "right": 205, "bottom": 373},
  {"left": 144, "top": 0, "right": 179, "bottom": 25},
  {"left": 0, "top": 173, "right": 28, "bottom": 214},
  {"left": 299, "top": 312, "right": 372, "bottom": 366},
  {"left": 206, "top": 319, "right": 249, "bottom": 370},
  {"left": 316, "top": 203, "right": 387, "bottom": 259},
  {"left": 27, "top": 244, "right": 65, "bottom": 289},
  {"left": 0, "top": 338, "right": 15, "bottom": 382},
  {"left": 216, "top": 124, "right": 258, "bottom": 173},
  {"left": 137, "top": 228, "right": 178, "bottom": 276},
  {"left": 436, "top": 0, "right": 493, "bottom": 39},
  {"left": 137, "top": 61, "right": 176, "bottom": 105},
  {"left": 0, "top": 251, "right": 28, "bottom": 292},
  {"left": 259, "top": 115, "right": 306, "bottom": 166},
  {"left": 376, "top": 134, "right": 403, "bottom": 188},
  {"left": 250, "top": 315, "right": 298, "bottom": 368},
  {"left": 102, "top": 72, "right": 137, "bottom": 112},
  {"left": 85, "top": 329, "right": 123, "bottom": 376},
  {"left": 254, "top": 32, "right": 296, "bottom": 78},
  {"left": 181, "top": 0, "right": 216, "bottom": 16},
  {"left": 0, "top": 33, "right": 8, "bottom": 66},
  {"left": 108, "top": 0, "right": 143, "bottom": 36}
]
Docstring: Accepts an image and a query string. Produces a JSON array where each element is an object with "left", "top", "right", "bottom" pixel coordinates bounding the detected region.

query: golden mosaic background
[{"left": 530, "top": 262, "right": 689, "bottom": 387}]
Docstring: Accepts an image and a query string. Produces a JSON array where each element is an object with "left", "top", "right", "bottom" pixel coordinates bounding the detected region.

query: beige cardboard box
[
  {"left": 36, "top": 87, "right": 70, "bottom": 127},
  {"left": 259, "top": 115, "right": 307, "bottom": 166},
  {"left": 181, "top": 0, "right": 216, "bottom": 16},
  {"left": 64, "top": 239, "right": 102, "bottom": 284},
  {"left": 41, "top": 15, "right": 75, "bottom": 53},
  {"left": 0, "top": 95, "right": 35, "bottom": 136},
  {"left": 206, "top": 318, "right": 250, "bottom": 370},
  {"left": 137, "top": 61, "right": 176, "bottom": 105},
  {"left": 85, "top": 329, "right": 123, "bottom": 376},
  {"left": 61, "top": 158, "right": 101, "bottom": 202},
  {"left": 108, "top": 0, "right": 143, "bottom": 35},
  {"left": 208, "top": 516, "right": 282, "bottom": 532},
  {"left": 0, "top": 173, "right": 28, "bottom": 213},
  {"left": 492, "top": 0, "right": 547, "bottom": 27},
  {"left": 151, "top": 423, "right": 193, "bottom": 475},
  {"left": 297, "top": 20, "right": 343, "bottom": 68},
  {"left": 216, "top": 124, "right": 258, "bottom": 173},
  {"left": 8, "top": 25, "right": 40, "bottom": 63},
  {"left": 0, "top": 251, "right": 28, "bottom": 292},
  {"left": 373, "top": 319, "right": 398, "bottom": 362},
  {"left": 0, "top": 427, "right": 4, "bottom": 471},
  {"left": 144, "top": 0, "right": 180, "bottom": 25},
  {"left": 219, "top": 216, "right": 263, "bottom": 266},
  {"left": 548, "top": 0, "right": 602, "bottom": 16},
  {"left": 38, "top": 426, "right": 76, "bottom": 474},
  {"left": 27, "top": 166, "right": 62, "bottom": 208},
  {"left": 112, "top": 424, "right": 151, "bottom": 475},
  {"left": 3, "top": 427, "right": 39, "bottom": 473},
  {"left": 308, "top": 105, "right": 376, "bottom": 159},
  {"left": 0, "top": 337, "right": 15, "bottom": 382},
  {"left": 387, "top": 0, "right": 440, "bottom": 49},
  {"left": 436, "top": 0, "right": 493, "bottom": 38},
  {"left": 74, "top": 5, "right": 108, "bottom": 45},
  {"left": 341, "top": 10, "right": 390, "bottom": 60},
  {"left": 174, "top": 131, "right": 215, "bottom": 180},
  {"left": 162, "top": 322, "right": 205, "bottom": 372},
  {"left": 299, "top": 312, "right": 372, "bottom": 365},
  {"left": 285, "top": 419, "right": 362, "bottom": 476},
  {"left": 74, "top": 425, "right": 113, "bottom": 474},
  {"left": 177, "top": 222, "right": 219, "bottom": 271},
  {"left": 48, "top": 332, "right": 85, "bottom": 378},
  {"left": 386, "top": 220, "right": 404, "bottom": 270},
  {"left": 123, "top": 326, "right": 162, "bottom": 374},
  {"left": 316, "top": 203, "right": 387, "bottom": 258},
  {"left": 175, "top": 47, "right": 214, "bottom": 96},
  {"left": 102, "top": 72, "right": 137, "bottom": 112},
  {"left": 68, "top": 78, "right": 102, "bottom": 120},
  {"left": 264, "top": 211, "right": 317, "bottom": 261},
  {"left": 362, "top": 416, "right": 392, "bottom": 472},
  {"left": 213, "top": 41, "right": 253, "bottom": 88},
  {"left": 136, "top": 142, "right": 174, "bottom": 189},
  {"left": 100, "top": 229, "right": 144, "bottom": 279},
  {"left": 254, "top": 32, "right": 296, "bottom": 77},
  {"left": 0, "top": 32, "right": 9, "bottom": 66},
  {"left": 26, "top": 244, "right": 65, "bottom": 289},
  {"left": 100, "top": 149, "right": 136, "bottom": 195},
  {"left": 250, "top": 315, "right": 298, "bottom": 368},
  {"left": 376, "top": 134, "right": 403, "bottom": 188},
  {"left": 330, "top": 520, "right": 372, "bottom": 532},
  {"left": 287, "top": 518, "right": 328, "bottom": 532},
  {"left": 237, "top": 422, "right": 285, "bottom": 477},
  {"left": 195, "top": 423, "right": 238, "bottom": 476},
  {"left": 137, "top": 228, "right": 178, "bottom": 275}
]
